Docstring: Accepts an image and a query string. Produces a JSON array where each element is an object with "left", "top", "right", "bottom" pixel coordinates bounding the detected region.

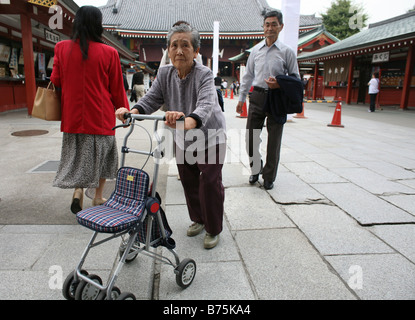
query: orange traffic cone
[
  {"left": 327, "top": 98, "right": 344, "bottom": 128},
  {"left": 230, "top": 89, "right": 234, "bottom": 99},
  {"left": 237, "top": 101, "right": 248, "bottom": 118},
  {"left": 294, "top": 103, "right": 307, "bottom": 119},
  {"left": 225, "top": 89, "right": 228, "bottom": 98}
]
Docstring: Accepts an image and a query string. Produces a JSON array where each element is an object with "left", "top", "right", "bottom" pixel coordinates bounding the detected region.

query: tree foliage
[{"left": 321, "top": 0, "right": 368, "bottom": 40}]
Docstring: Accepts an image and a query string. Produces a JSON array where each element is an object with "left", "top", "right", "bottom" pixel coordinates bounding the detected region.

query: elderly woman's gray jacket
[{"left": 133, "top": 62, "right": 226, "bottom": 150}]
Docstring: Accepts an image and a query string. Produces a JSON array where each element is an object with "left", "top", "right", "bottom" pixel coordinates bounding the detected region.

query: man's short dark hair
[{"left": 264, "top": 10, "right": 283, "bottom": 25}]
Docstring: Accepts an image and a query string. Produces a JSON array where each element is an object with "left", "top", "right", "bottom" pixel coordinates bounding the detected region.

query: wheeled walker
[{"left": 62, "top": 113, "right": 196, "bottom": 300}]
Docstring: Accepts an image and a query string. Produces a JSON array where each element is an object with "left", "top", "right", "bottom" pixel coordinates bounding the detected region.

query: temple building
[
  {"left": 99, "top": 0, "right": 325, "bottom": 79},
  {"left": 298, "top": 11, "right": 415, "bottom": 109}
]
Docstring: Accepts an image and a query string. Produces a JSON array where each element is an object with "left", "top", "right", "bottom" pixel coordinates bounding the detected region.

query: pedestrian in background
[
  {"left": 368, "top": 72, "right": 380, "bottom": 112},
  {"left": 232, "top": 81, "right": 237, "bottom": 95},
  {"left": 51, "top": 6, "right": 129, "bottom": 214},
  {"left": 122, "top": 65, "right": 129, "bottom": 93},
  {"left": 214, "top": 73, "right": 224, "bottom": 111},
  {"left": 236, "top": 10, "right": 300, "bottom": 190},
  {"left": 222, "top": 79, "right": 228, "bottom": 95},
  {"left": 131, "top": 67, "right": 145, "bottom": 102}
]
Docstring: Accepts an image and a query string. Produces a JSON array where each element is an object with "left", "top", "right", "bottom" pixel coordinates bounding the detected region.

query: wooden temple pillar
[
  {"left": 312, "top": 61, "right": 318, "bottom": 100},
  {"left": 20, "top": 13, "right": 37, "bottom": 116},
  {"left": 400, "top": 44, "right": 415, "bottom": 110},
  {"left": 346, "top": 56, "right": 355, "bottom": 104}
]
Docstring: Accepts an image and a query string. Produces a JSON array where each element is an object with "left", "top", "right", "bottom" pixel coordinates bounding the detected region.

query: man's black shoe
[
  {"left": 249, "top": 160, "right": 263, "bottom": 184},
  {"left": 249, "top": 174, "right": 260, "bottom": 184},
  {"left": 263, "top": 180, "right": 274, "bottom": 190}
]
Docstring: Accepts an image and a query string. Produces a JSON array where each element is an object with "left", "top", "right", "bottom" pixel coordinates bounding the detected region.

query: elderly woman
[{"left": 115, "top": 23, "right": 226, "bottom": 249}]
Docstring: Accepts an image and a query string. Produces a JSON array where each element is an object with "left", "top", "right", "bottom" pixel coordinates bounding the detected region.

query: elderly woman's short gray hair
[{"left": 166, "top": 23, "right": 200, "bottom": 51}]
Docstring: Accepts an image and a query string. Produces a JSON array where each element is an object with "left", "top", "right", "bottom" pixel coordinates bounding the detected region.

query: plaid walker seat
[
  {"left": 77, "top": 167, "right": 150, "bottom": 234},
  {"left": 77, "top": 166, "right": 172, "bottom": 246}
]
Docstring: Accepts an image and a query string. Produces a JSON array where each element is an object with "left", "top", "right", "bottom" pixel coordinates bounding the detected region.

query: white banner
[
  {"left": 213, "top": 21, "right": 219, "bottom": 76},
  {"left": 279, "top": 0, "right": 301, "bottom": 57}
]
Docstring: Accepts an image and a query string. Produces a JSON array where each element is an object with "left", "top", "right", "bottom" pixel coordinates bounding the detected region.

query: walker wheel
[
  {"left": 96, "top": 286, "right": 121, "bottom": 300},
  {"left": 175, "top": 258, "right": 196, "bottom": 289},
  {"left": 62, "top": 269, "right": 88, "bottom": 300},
  {"left": 74, "top": 274, "right": 103, "bottom": 300},
  {"left": 119, "top": 247, "right": 139, "bottom": 263},
  {"left": 116, "top": 292, "right": 136, "bottom": 300}
]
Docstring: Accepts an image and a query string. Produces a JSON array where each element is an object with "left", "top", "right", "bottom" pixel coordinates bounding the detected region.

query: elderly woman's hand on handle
[
  {"left": 164, "top": 111, "right": 197, "bottom": 130},
  {"left": 116, "top": 107, "right": 137, "bottom": 123}
]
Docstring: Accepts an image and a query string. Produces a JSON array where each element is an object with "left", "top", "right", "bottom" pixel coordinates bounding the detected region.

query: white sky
[
  {"left": 74, "top": 0, "right": 415, "bottom": 25},
  {"left": 73, "top": 0, "right": 107, "bottom": 8},
  {"left": 267, "top": 0, "right": 415, "bottom": 24}
]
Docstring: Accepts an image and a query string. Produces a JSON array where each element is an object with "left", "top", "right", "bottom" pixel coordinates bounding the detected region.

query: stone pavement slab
[
  {"left": 330, "top": 167, "right": 415, "bottom": 195},
  {"left": 266, "top": 171, "right": 329, "bottom": 204},
  {"left": 312, "top": 182, "right": 415, "bottom": 225},
  {"left": 370, "top": 224, "right": 415, "bottom": 263},
  {"left": 380, "top": 194, "right": 415, "bottom": 216},
  {"left": 303, "top": 152, "right": 359, "bottom": 169},
  {"left": 225, "top": 187, "right": 294, "bottom": 230},
  {"left": 235, "top": 228, "right": 357, "bottom": 300},
  {"left": 283, "top": 162, "right": 347, "bottom": 184},
  {"left": 284, "top": 204, "right": 394, "bottom": 255},
  {"left": 353, "top": 160, "right": 415, "bottom": 180},
  {"left": 326, "top": 254, "right": 415, "bottom": 300},
  {"left": 399, "top": 179, "right": 415, "bottom": 189}
]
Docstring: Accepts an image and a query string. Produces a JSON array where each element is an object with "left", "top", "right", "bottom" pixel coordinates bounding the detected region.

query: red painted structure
[{"left": 0, "top": 0, "right": 136, "bottom": 114}]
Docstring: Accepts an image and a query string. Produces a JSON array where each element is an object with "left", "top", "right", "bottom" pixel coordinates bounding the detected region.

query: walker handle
[
  {"left": 112, "top": 113, "right": 184, "bottom": 130},
  {"left": 112, "top": 116, "right": 132, "bottom": 130}
]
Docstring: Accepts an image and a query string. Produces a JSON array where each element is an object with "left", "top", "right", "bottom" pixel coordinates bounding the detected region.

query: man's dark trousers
[{"left": 246, "top": 89, "right": 284, "bottom": 182}]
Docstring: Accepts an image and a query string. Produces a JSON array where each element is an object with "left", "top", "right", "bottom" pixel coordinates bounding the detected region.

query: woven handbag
[{"left": 32, "top": 81, "right": 61, "bottom": 121}]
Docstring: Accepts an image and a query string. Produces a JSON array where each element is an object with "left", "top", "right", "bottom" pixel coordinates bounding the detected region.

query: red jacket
[{"left": 51, "top": 40, "right": 129, "bottom": 136}]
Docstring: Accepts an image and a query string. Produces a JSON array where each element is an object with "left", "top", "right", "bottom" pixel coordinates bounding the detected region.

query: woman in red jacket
[{"left": 51, "top": 6, "right": 129, "bottom": 214}]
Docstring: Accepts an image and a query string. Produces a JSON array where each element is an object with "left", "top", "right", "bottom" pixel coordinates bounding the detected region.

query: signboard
[
  {"left": 38, "top": 53, "right": 46, "bottom": 75},
  {"left": 45, "top": 29, "right": 60, "bottom": 44},
  {"left": 0, "top": 44, "right": 11, "bottom": 62},
  {"left": 372, "top": 52, "right": 390, "bottom": 63}
]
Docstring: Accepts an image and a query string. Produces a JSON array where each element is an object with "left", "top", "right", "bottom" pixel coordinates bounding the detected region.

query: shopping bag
[{"left": 32, "top": 81, "right": 61, "bottom": 121}]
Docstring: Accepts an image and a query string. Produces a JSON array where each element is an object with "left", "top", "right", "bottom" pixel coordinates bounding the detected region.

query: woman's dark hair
[{"left": 72, "top": 6, "right": 104, "bottom": 59}]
